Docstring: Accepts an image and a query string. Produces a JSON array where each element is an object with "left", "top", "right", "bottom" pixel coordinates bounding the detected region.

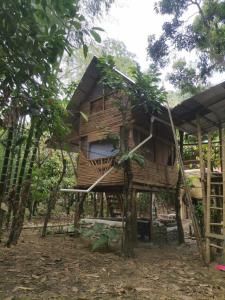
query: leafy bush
[{"left": 81, "top": 223, "right": 120, "bottom": 251}]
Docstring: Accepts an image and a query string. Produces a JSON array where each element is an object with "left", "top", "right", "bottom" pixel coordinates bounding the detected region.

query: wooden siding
[
  {"left": 79, "top": 96, "right": 132, "bottom": 143},
  {"left": 77, "top": 152, "right": 177, "bottom": 190},
  {"left": 132, "top": 160, "right": 178, "bottom": 188},
  {"left": 77, "top": 153, "right": 124, "bottom": 187}
]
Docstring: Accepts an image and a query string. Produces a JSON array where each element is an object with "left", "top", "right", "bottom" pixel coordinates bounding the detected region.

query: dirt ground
[{"left": 0, "top": 230, "right": 225, "bottom": 300}]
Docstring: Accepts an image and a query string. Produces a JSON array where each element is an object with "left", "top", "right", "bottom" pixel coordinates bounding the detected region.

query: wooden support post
[
  {"left": 219, "top": 126, "right": 223, "bottom": 172},
  {"left": 93, "top": 193, "right": 98, "bottom": 218},
  {"left": 149, "top": 192, "right": 153, "bottom": 241},
  {"left": 206, "top": 132, "right": 212, "bottom": 263},
  {"left": 222, "top": 127, "right": 225, "bottom": 261},
  {"left": 99, "top": 192, "right": 104, "bottom": 218},
  {"left": 196, "top": 116, "right": 207, "bottom": 230}
]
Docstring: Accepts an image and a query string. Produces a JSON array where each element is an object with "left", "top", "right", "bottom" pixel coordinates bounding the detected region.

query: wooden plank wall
[{"left": 79, "top": 96, "right": 132, "bottom": 144}]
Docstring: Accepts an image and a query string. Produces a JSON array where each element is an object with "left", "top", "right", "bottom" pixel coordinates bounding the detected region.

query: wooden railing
[{"left": 88, "top": 156, "right": 116, "bottom": 176}]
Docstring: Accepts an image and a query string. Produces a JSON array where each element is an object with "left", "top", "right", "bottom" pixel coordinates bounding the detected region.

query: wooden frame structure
[
  {"left": 166, "top": 81, "right": 225, "bottom": 263},
  {"left": 59, "top": 56, "right": 225, "bottom": 262},
  {"left": 62, "top": 57, "right": 178, "bottom": 194}
]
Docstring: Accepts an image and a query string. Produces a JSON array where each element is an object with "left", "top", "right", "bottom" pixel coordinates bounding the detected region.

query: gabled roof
[
  {"left": 67, "top": 56, "right": 135, "bottom": 114},
  {"left": 170, "top": 81, "right": 225, "bottom": 134}
]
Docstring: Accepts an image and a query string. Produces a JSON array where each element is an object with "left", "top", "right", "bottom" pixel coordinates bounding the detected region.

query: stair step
[
  {"left": 211, "top": 182, "right": 223, "bottom": 185},
  {"left": 210, "top": 195, "right": 224, "bottom": 198},
  {"left": 210, "top": 206, "right": 223, "bottom": 210},
  {"left": 210, "top": 223, "right": 223, "bottom": 226},
  {"left": 206, "top": 233, "right": 224, "bottom": 240}
]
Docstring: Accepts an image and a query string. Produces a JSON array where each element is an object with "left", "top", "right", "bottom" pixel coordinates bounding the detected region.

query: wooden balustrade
[{"left": 88, "top": 156, "right": 116, "bottom": 176}]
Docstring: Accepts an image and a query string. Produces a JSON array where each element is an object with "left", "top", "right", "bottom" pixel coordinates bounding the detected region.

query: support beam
[
  {"left": 206, "top": 132, "right": 212, "bottom": 264},
  {"left": 222, "top": 127, "right": 225, "bottom": 261},
  {"left": 196, "top": 115, "right": 207, "bottom": 229}
]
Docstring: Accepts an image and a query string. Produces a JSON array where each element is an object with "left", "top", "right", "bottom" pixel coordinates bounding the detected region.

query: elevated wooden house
[{"left": 65, "top": 57, "right": 178, "bottom": 193}]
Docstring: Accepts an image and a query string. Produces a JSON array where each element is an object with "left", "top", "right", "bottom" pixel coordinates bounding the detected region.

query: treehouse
[{"left": 64, "top": 57, "right": 178, "bottom": 193}]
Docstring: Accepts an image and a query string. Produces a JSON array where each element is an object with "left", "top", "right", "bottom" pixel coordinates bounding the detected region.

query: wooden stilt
[
  {"left": 98, "top": 192, "right": 104, "bottom": 218},
  {"left": 196, "top": 116, "right": 207, "bottom": 230},
  {"left": 221, "top": 127, "right": 225, "bottom": 261},
  {"left": 219, "top": 126, "right": 223, "bottom": 172},
  {"left": 149, "top": 192, "right": 153, "bottom": 241},
  {"left": 206, "top": 132, "right": 212, "bottom": 264}
]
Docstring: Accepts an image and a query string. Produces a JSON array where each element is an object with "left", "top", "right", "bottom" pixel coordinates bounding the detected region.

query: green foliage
[
  {"left": 167, "top": 59, "right": 206, "bottom": 95},
  {"left": 81, "top": 223, "right": 120, "bottom": 251},
  {"left": 61, "top": 38, "right": 137, "bottom": 84},
  {"left": 148, "top": 0, "right": 225, "bottom": 81},
  {"left": 137, "top": 193, "right": 150, "bottom": 215},
  {"left": 31, "top": 141, "right": 76, "bottom": 209},
  {"left": 119, "top": 152, "right": 145, "bottom": 168},
  {"left": 97, "top": 55, "right": 166, "bottom": 112},
  {"left": 195, "top": 202, "right": 203, "bottom": 219}
]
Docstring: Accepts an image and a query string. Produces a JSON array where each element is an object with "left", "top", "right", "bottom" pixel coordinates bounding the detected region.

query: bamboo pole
[
  {"left": 206, "top": 132, "right": 212, "bottom": 263},
  {"left": 222, "top": 127, "right": 225, "bottom": 261},
  {"left": 196, "top": 116, "right": 207, "bottom": 230}
]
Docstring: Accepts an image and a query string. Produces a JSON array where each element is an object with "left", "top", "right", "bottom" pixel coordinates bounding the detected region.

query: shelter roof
[{"left": 170, "top": 81, "right": 225, "bottom": 134}]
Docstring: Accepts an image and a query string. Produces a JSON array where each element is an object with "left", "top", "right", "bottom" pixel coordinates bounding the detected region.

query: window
[
  {"left": 133, "top": 128, "right": 155, "bottom": 161},
  {"left": 88, "top": 141, "right": 119, "bottom": 159},
  {"left": 90, "top": 98, "right": 104, "bottom": 114}
]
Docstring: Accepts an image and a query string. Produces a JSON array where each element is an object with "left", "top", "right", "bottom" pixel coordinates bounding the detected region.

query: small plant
[{"left": 81, "top": 223, "right": 120, "bottom": 251}]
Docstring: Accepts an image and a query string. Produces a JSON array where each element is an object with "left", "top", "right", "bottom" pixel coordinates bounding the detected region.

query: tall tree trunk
[
  {"left": 14, "top": 119, "right": 36, "bottom": 207},
  {"left": 6, "top": 180, "right": 31, "bottom": 246},
  {"left": 0, "top": 126, "right": 14, "bottom": 239},
  {"left": 174, "top": 170, "right": 185, "bottom": 244},
  {"left": 42, "top": 158, "right": 67, "bottom": 237},
  {"left": 6, "top": 125, "right": 41, "bottom": 246},
  {"left": 175, "top": 131, "right": 185, "bottom": 245},
  {"left": 120, "top": 123, "right": 137, "bottom": 257}
]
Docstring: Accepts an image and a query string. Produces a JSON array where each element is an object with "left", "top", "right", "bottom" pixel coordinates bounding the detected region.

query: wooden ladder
[{"left": 205, "top": 131, "right": 225, "bottom": 263}]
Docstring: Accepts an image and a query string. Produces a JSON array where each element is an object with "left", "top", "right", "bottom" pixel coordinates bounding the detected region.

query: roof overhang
[{"left": 169, "top": 81, "right": 225, "bottom": 135}]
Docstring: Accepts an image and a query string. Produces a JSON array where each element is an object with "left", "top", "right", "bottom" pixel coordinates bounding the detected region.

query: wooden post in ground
[
  {"left": 219, "top": 126, "right": 223, "bottom": 172},
  {"left": 99, "top": 192, "right": 104, "bottom": 218},
  {"left": 206, "top": 132, "right": 212, "bottom": 263},
  {"left": 196, "top": 116, "right": 207, "bottom": 230},
  {"left": 149, "top": 192, "right": 153, "bottom": 241},
  {"left": 93, "top": 193, "right": 98, "bottom": 218},
  {"left": 221, "top": 127, "right": 225, "bottom": 262}
]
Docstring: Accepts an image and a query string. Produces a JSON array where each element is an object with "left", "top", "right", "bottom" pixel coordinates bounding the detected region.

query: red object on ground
[{"left": 215, "top": 265, "right": 225, "bottom": 271}]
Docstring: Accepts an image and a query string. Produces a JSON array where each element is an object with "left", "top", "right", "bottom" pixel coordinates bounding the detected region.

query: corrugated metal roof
[{"left": 170, "top": 81, "right": 225, "bottom": 134}]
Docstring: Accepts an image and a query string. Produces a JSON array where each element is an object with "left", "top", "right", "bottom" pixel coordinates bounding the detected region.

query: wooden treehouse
[
  {"left": 166, "top": 81, "right": 225, "bottom": 263},
  {"left": 64, "top": 57, "right": 178, "bottom": 194}
]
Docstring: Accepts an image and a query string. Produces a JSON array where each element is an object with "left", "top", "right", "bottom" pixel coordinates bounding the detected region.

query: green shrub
[{"left": 81, "top": 223, "right": 120, "bottom": 251}]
